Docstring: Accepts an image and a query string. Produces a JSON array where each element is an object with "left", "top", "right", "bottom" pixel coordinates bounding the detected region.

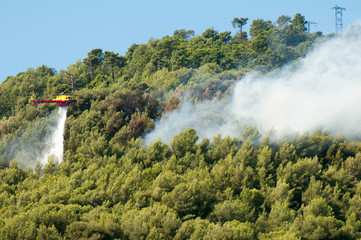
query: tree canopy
[{"left": 0, "top": 13, "right": 355, "bottom": 240}]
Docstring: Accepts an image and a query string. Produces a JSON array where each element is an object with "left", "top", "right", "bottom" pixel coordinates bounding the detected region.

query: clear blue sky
[{"left": 1, "top": 0, "right": 359, "bottom": 82}]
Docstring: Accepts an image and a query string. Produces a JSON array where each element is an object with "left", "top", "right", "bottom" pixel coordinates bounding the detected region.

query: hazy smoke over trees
[
  {"left": 0, "top": 107, "right": 68, "bottom": 167},
  {"left": 144, "top": 24, "right": 361, "bottom": 145}
]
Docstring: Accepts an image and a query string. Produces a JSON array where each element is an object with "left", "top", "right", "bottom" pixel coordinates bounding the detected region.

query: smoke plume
[{"left": 144, "top": 24, "right": 361, "bottom": 145}]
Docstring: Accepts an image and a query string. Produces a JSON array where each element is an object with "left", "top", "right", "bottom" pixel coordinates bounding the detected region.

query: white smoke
[
  {"left": 39, "top": 106, "right": 68, "bottom": 164},
  {"left": 144, "top": 24, "right": 361, "bottom": 145}
]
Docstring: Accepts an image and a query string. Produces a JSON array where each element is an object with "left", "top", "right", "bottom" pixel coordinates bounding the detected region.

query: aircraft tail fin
[{"left": 30, "top": 96, "right": 36, "bottom": 106}]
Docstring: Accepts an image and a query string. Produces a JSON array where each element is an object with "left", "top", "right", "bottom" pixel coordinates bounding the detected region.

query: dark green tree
[
  {"left": 202, "top": 28, "right": 219, "bottom": 40},
  {"left": 103, "top": 51, "right": 125, "bottom": 81},
  {"left": 84, "top": 48, "right": 103, "bottom": 80},
  {"left": 249, "top": 19, "right": 273, "bottom": 38},
  {"left": 291, "top": 13, "right": 307, "bottom": 32},
  {"left": 232, "top": 17, "right": 249, "bottom": 41},
  {"left": 170, "top": 127, "right": 199, "bottom": 158},
  {"left": 276, "top": 15, "right": 291, "bottom": 28},
  {"left": 173, "top": 29, "right": 195, "bottom": 40}
]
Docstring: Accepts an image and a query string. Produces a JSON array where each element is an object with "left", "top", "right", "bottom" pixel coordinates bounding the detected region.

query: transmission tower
[
  {"left": 306, "top": 21, "right": 317, "bottom": 33},
  {"left": 332, "top": 5, "right": 346, "bottom": 35}
]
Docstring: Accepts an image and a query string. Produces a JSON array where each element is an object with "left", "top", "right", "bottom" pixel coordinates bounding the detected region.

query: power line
[{"left": 331, "top": 5, "right": 346, "bottom": 35}]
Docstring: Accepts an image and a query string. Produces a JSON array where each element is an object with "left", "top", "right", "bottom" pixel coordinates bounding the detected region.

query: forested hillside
[{"left": 2, "top": 14, "right": 361, "bottom": 240}]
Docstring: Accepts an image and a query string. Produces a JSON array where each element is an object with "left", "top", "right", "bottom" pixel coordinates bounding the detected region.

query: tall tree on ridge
[
  {"left": 84, "top": 48, "right": 103, "bottom": 81},
  {"left": 104, "top": 51, "right": 125, "bottom": 81},
  {"left": 232, "top": 17, "right": 249, "bottom": 41}
]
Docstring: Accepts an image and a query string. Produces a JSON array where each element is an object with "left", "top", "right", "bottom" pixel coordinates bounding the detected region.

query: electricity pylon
[
  {"left": 332, "top": 5, "right": 346, "bottom": 35},
  {"left": 306, "top": 21, "right": 317, "bottom": 33}
]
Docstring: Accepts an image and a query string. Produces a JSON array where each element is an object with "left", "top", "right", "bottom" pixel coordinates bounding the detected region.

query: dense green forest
[{"left": 1, "top": 14, "right": 360, "bottom": 240}]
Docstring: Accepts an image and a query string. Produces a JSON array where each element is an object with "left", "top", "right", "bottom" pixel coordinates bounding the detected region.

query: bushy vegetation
[{"left": 2, "top": 14, "right": 358, "bottom": 239}]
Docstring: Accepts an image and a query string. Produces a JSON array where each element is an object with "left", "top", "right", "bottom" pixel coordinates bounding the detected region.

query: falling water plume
[{"left": 39, "top": 106, "right": 68, "bottom": 164}]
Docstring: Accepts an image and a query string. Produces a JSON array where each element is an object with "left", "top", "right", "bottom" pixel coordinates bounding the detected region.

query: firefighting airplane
[{"left": 31, "top": 94, "right": 77, "bottom": 107}]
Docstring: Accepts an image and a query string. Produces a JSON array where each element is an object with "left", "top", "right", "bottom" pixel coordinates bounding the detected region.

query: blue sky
[{"left": 1, "top": 0, "right": 360, "bottom": 82}]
